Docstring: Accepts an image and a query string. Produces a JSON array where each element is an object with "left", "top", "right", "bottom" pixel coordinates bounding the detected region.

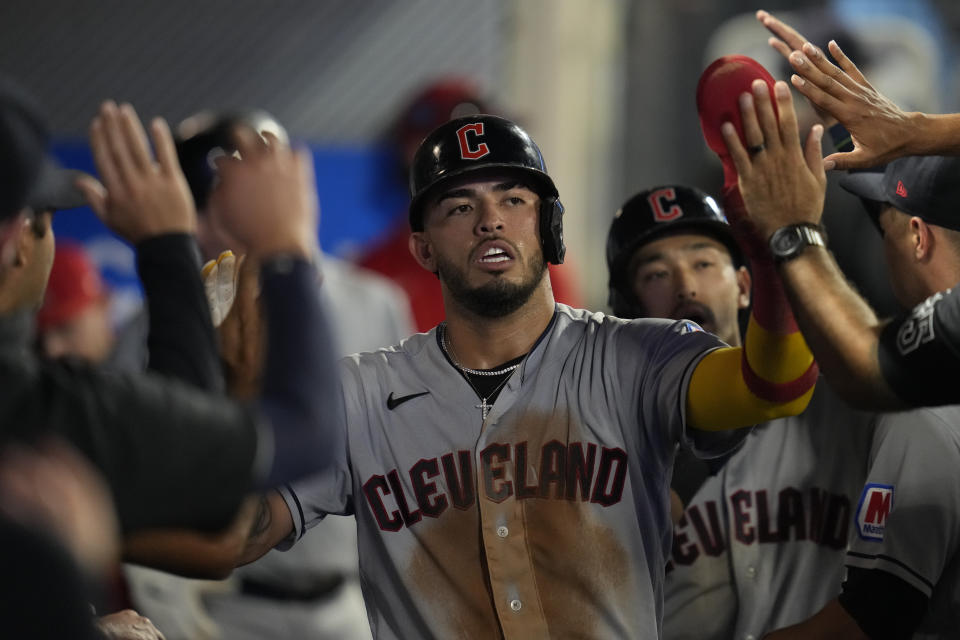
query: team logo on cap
[
  {"left": 648, "top": 188, "right": 683, "bottom": 222},
  {"left": 855, "top": 483, "right": 894, "bottom": 541},
  {"left": 457, "top": 123, "right": 490, "bottom": 160},
  {"left": 896, "top": 180, "right": 908, "bottom": 198}
]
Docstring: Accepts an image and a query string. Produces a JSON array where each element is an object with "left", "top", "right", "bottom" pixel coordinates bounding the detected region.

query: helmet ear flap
[
  {"left": 606, "top": 256, "right": 642, "bottom": 318},
  {"left": 540, "top": 196, "right": 565, "bottom": 264}
]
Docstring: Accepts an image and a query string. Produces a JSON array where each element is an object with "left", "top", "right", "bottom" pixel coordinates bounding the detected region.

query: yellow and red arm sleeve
[{"left": 687, "top": 259, "right": 818, "bottom": 431}]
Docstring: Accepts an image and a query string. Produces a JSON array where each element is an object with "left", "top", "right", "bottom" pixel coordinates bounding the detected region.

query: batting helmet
[
  {"left": 408, "top": 114, "right": 565, "bottom": 264},
  {"left": 606, "top": 185, "right": 742, "bottom": 317},
  {"left": 175, "top": 109, "right": 289, "bottom": 211}
]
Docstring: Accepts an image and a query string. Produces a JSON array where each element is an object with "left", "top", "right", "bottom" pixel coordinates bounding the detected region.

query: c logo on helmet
[
  {"left": 457, "top": 123, "right": 490, "bottom": 160},
  {"left": 648, "top": 188, "right": 683, "bottom": 222}
]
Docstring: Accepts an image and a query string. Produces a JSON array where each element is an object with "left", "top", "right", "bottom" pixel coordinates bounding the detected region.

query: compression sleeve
[
  {"left": 687, "top": 258, "right": 817, "bottom": 431},
  {"left": 137, "top": 233, "right": 224, "bottom": 392},
  {"left": 255, "top": 257, "right": 344, "bottom": 488},
  {"left": 877, "top": 286, "right": 960, "bottom": 407}
]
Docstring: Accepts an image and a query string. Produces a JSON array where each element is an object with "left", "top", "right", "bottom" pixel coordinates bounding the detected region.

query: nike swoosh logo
[{"left": 386, "top": 391, "right": 430, "bottom": 410}]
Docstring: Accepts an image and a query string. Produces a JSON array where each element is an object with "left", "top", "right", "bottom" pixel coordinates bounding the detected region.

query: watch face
[{"left": 771, "top": 227, "right": 802, "bottom": 256}]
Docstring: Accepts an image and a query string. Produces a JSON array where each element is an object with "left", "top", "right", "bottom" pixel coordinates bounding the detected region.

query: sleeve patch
[
  {"left": 855, "top": 483, "right": 894, "bottom": 542},
  {"left": 896, "top": 291, "right": 943, "bottom": 355},
  {"left": 675, "top": 320, "right": 704, "bottom": 335}
]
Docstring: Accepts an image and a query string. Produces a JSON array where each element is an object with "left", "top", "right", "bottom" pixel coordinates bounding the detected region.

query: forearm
[
  {"left": 255, "top": 257, "right": 344, "bottom": 487},
  {"left": 778, "top": 247, "right": 903, "bottom": 410},
  {"left": 906, "top": 111, "right": 960, "bottom": 157},
  {"left": 688, "top": 346, "right": 814, "bottom": 430},
  {"left": 121, "top": 491, "right": 292, "bottom": 577},
  {"left": 687, "top": 258, "right": 817, "bottom": 431},
  {"left": 743, "top": 259, "right": 817, "bottom": 393},
  {"left": 137, "top": 233, "right": 223, "bottom": 391},
  {"left": 122, "top": 495, "right": 257, "bottom": 579}
]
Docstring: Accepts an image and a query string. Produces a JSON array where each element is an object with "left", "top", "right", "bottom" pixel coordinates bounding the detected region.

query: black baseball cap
[
  {"left": 839, "top": 155, "right": 960, "bottom": 232},
  {"left": 0, "top": 75, "right": 88, "bottom": 220}
]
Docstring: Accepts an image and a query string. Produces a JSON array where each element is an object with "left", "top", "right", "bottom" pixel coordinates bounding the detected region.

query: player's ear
[
  {"left": 0, "top": 213, "right": 25, "bottom": 269},
  {"left": 910, "top": 217, "right": 933, "bottom": 262},
  {"left": 408, "top": 232, "right": 438, "bottom": 273},
  {"left": 736, "top": 265, "right": 751, "bottom": 310},
  {"left": 0, "top": 211, "right": 35, "bottom": 269}
]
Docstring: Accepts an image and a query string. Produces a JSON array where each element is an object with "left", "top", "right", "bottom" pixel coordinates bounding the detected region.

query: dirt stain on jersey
[
  {"left": 511, "top": 408, "right": 634, "bottom": 638},
  {"left": 407, "top": 504, "right": 504, "bottom": 638},
  {"left": 406, "top": 406, "right": 635, "bottom": 638}
]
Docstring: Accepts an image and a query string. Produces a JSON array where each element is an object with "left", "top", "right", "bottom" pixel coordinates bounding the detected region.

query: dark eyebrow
[
  {"left": 634, "top": 241, "right": 724, "bottom": 268},
  {"left": 493, "top": 181, "right": 531, "bottom": 192},
  {"left": 635, "top": 251, "right": 664, "bottom": 268},
  {"left": 434, "top": 187, "right": 476, "bottom": 206},
  {"left": 682, "top": 241, "right": 721, "bottom": 253},
  {"left": 434, "top": 181, "right": 534, "bottom": 206}
]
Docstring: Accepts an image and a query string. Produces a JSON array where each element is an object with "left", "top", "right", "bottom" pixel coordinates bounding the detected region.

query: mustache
[{"left": 670, "top": 301, "right": 717, "bottom": 329}]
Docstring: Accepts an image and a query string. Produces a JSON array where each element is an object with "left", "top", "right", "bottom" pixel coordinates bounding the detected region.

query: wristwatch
[{"left": 768, "top": 223, "right": 827, "bottom": 263}]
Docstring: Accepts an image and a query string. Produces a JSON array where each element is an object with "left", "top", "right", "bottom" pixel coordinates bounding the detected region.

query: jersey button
[
  {"left": 509, "top": 599, "right": 522, "bottom": 612},
  {"left": 745, "top": 635, "right": 755, "bottom": 640},
  {"left": 497, "top": 526, "right": 509, "bottom": 538},
  {"left": 746, "top": 566, "right": 757, "bottom": 578}
]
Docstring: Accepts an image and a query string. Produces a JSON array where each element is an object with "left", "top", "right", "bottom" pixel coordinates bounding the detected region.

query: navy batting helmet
[
  {"left": 408, "top": 114, "right": 565, "bottom": 264},
  {"left": 175, "top": 109, "right": 288, "bottom": 211},
  {"left": 606, "top": 185, "right": 742, "bottom": 317}
]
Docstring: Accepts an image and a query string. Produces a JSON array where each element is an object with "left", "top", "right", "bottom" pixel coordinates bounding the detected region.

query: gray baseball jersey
[
  {"left": 279, "top": 304, "right": 744, "bottom": 639},
  {"left": 664, "top": 381, "right": 877, "bottom": 640},
  {"left": 846, "top": 405, "right": 960, "bottom": 638}
]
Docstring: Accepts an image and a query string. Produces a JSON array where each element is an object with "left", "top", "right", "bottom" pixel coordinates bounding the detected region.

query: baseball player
[
  {"left": 124, "top": 109, "right": 411, "bottom": 640},
  {"left": 358, "top": 78, "right": 582, "bottom": 333},
  {"left": 151, "top": 114, "right": 819, "bottom": 638},
  {"left": 715, "top": 10, "right": 960, "bottom": 411},
  {"left": 606, "top": 184, "right": 877, "bottom": 639},
  {"left": 763, "top": 154, "right": 960, "bottom": 639},
  {"left": 0, "top": 77, "right": 340, "bottom": 637}
]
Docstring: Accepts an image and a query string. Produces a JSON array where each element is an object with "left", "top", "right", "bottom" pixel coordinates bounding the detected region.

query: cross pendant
[{"left": 476, "top": 398, "right": 491, "bottom": 421}]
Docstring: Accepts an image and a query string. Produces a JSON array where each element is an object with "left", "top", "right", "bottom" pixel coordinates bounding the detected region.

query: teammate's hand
[
  {"left": 216, "top": 253, "right": 265, "bottom": 400},
  {"left": 721, "top": 79, "right": 826, "bottom": 241},
  {"left": 207, "top": 128, "right": 319, "bottom": 259},
  {"left": 95, "top": 609, "right": 167, "bottom": 640},
  {"left": 756, "top": 9, "right": 837, "bottom": 129},
  {"left": 756, "top": 9, "right": 916, "bottom": 171},
  {"left": 77, "top": 101, "right": 197, "bottom": 244}
]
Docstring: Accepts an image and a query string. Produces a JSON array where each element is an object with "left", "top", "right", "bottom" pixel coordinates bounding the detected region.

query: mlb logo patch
[
  {"left": 677, "top": 320, "right": 704, "bottom": 335},
  {"left": 855, "top": 483, "right": 894, "bottom": 542}
]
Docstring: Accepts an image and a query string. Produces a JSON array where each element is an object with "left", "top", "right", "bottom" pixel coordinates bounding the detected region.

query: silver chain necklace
[
  {"left": 439, "top": 323, "right": 522, "bottom": 376},
  {"left": 439, "top": 323, "right": 522, "bottom": 420}
]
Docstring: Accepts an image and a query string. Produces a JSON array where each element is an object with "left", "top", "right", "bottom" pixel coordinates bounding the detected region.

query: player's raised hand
[
  {"left": 204, "top": 252, "right": 265, "bottom": 400},
  {"left": 77, "top": 101, "right": 196, "bottom": 244},
  {"left": 722, "top": 79, "right": 826, "bottom": 241},
  {"left": 207, "top": 128, "right": 318, "bottom": 260},
  {"left": 756, "top": 9, "right": 837, "bottom": 129},
  {"left": 756, "top": 9, "right": 915, "bottom": 171}
]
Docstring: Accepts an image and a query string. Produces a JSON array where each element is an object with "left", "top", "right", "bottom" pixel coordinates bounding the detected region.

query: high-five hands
[
  {"left": 77, "top": 101, "right": 196, "bottom": 243},
  {"left": 207, "top": 128, "right": 319, "bottom": 260},
  {"left": 721, "top": 79, "right": 827, "bottom": 240},
  {"left": 757, "top": 9, "right": 918, "bottom": 171}
]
